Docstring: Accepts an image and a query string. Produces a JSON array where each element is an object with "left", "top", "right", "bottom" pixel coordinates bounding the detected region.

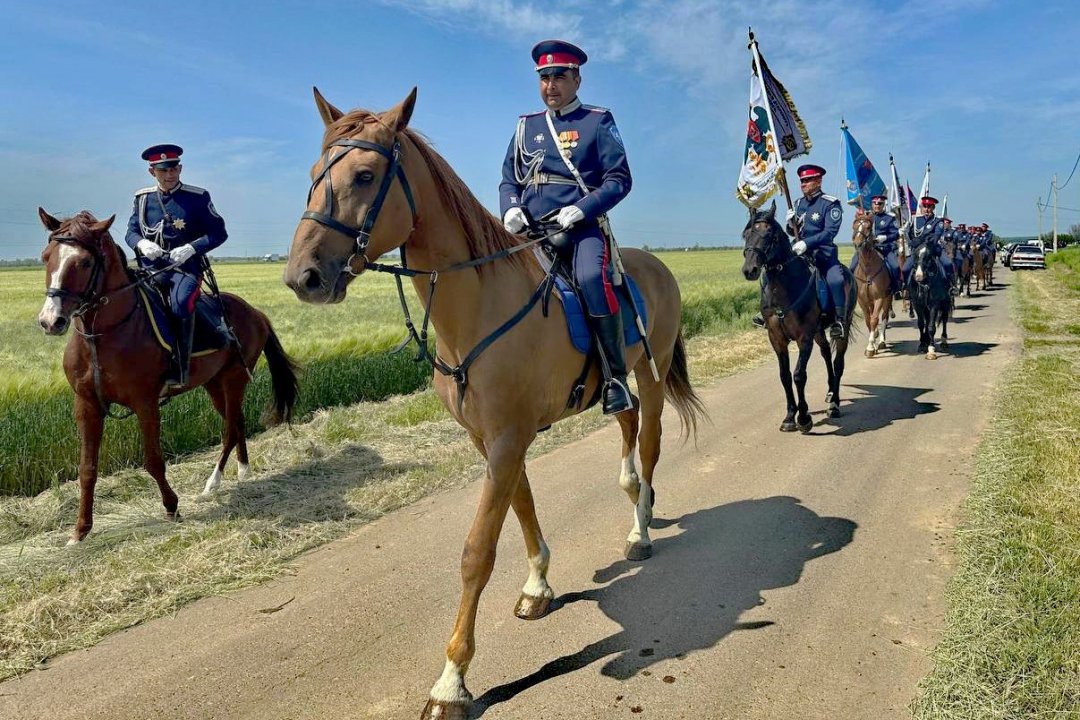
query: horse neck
[
  {"left": 79, "top": 244, "right": 139, "bottom": 330},
  {"left": 765, "top": 248, "right": 810, "bottom": 304},
  {"left": 401, "top": 175, "right": 540, "bottom": 359}
]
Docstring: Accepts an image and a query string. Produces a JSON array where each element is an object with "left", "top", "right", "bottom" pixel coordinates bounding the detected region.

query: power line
[{"left": 1056, "top": 149, "right": 1080, "bottom": 191}]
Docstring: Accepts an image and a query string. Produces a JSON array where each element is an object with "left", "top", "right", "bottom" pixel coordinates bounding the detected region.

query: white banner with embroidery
[{"left": 736, "top": 67, "right": 783, "bottom": 208}]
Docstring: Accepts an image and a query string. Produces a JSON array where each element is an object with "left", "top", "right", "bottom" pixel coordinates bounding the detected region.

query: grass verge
[{"left": 912, "top": 249, "right": 1080, "bottom": 718}]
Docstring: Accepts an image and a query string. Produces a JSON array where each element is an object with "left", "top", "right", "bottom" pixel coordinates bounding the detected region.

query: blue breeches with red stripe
[
  {"left": 157, "top": 270, "right": 202, "bottom": 318},
  {"left": 569, "top": 226, "right": 619, "bottom": 317}
]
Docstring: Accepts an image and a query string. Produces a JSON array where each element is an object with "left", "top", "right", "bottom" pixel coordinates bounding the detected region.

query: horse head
[
  {"left": 913, "top": 244, "right": 938, "bottom": 285},
  {"left": 741, "top": 201, "right": 790, "bottom": 280},
  {"left": 37, "top": 208, "right": 117, "bottom": 335},
  {"left": 851, "top": 212, "right": 875, "bottom": 255},
  {"left": 285, "top": 87, "right": 420, "bottom": 304}
]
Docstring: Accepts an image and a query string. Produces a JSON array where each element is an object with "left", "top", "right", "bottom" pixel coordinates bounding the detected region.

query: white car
[{"left": 1009, "top": 244, "right": 1046, "bottom": 270}]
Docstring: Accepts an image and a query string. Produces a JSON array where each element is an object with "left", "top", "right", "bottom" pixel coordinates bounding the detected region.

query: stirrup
[
  {"left": 602, "top": 378, "right": 635, "bottom": 415},
  {"left": 752, "top": 312, "right": 766, "bottom": 328},
  {"left": 828, "top": 321, "right": 845, "bottom": 340}
]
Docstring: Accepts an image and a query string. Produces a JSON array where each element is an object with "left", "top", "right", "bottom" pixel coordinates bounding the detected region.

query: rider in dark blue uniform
[
  {"left": 790, "top": 164, "right": 848, "bottom": 339},
  {"left": 902, "top": 195, "right": 946, "bottom": 284},
  {"left": 940, "top": 217, "right": 959, "bottom": 295},
  {"left": 124, "top": 144, "right": 228, "bottom": 389},
  {"left": 499, "top": 40, "right": 634, "bottom": 414},
  {"left": 849, "top": 193, "right": 900, "bottom": 292}
]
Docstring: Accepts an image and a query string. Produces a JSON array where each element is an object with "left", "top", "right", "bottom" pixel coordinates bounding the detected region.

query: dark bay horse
[
  {"left": 741, "top": 203, "right": 855, "bottom": 430},
  {"left": 282, "top": 88, "right": 705, "bottom": 719},
  {"left": 851, "top": 213, "right": 893, "bottom": 357},
  {"left": 37, "top": 209, "right": 298, "bottom": 544},
  {"left": 908, "top": 243, "right": 952, "bottom": 359}
]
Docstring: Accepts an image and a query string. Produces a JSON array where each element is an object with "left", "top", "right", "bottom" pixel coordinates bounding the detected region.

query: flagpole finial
[
  {"left": 840, "top": 117, "right": 847, "bottom": 129},
  {"left": 748, "top": 27, "right": 755, "bottom": 47}
]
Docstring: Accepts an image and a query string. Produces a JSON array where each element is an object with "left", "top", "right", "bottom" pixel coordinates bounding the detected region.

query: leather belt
[{"left": 530, "top": 172, "right": 590, "bottom": 188}]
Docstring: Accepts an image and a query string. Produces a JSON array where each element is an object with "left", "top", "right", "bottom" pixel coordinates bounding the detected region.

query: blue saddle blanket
[
  {"left": 553, "top": 275, "right": 646, "bottom": 355},
  {"left": 139, "top": 287, "right": 230, "bottom": 356}
]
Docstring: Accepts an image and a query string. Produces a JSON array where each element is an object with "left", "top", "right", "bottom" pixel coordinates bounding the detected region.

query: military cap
[
  {"left": 920, "top": 196, "right": 939, "bottom": 207},
  {"left": 141, "top": 143, "right": 183, "bottom": 169},
  {"left": 870, "top": 194, "right": 887, "bottom": 202},
  {"left": 796, "top": 164, "right": 827, "bottom": 179},
  {"left": 532, "top": 40, "right": 588, "bottom": 76}
]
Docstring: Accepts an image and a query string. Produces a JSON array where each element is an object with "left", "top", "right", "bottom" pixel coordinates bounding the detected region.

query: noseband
[
  {"left": 45, "top": 235, "right": 106, "bottom": 314},
  {"left": 300, "top": 138, "right": 418, "bottom": 275},
  {"left": 743, "top": 219, "right": 790, "bottom": 273}
]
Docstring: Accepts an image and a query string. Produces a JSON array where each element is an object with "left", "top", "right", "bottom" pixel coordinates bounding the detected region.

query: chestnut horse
[
  {"left": 283, "top": 88, "right": 705, "bottom": 719},
  {"left": 851, "top": 213, "right": 893, "bottom": 357},
  {"left": 741, "top": 203, "right": 855, "bottom": 430},
  {"left": 37, "top": 209, "right": 298, "bottom": 544}
]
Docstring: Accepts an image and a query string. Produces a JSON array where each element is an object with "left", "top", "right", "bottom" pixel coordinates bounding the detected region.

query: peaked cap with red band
[
  {"left": 141, "top": 143, "right": 183, "bottom": 169},
  {"left": 532, "top": 40, "right": 588, "bottom": 76},
  {"left": 796, "top": 164, "right": 827, "bottom": 180},
  {"left": 870, "top": 194, "right": 887, "bottom": 202},
  {"left": 920, "top": 195, "right": 939, "bottom": 207}
]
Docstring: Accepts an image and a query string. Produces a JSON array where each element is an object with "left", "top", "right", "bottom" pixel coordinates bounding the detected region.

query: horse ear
[
  {"left": 766, "top": 200, "right": 777, "bottom": 220},
  {"left": 383, "top": 87, "right": 418, "bottom": 133},
  {"left": 38, "top": 207, "right": 61, "bottom": 231},
  {"left": 91, "top": 215, "right": 115, "bottom": 234},
  {"left": 312, "top": 86, "right": 344, "bottom": 127}
]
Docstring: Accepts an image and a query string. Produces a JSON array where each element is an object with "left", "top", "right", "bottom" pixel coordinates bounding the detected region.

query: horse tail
[
  {"left": 664, "top": 329, "right": 708, "bottom": 441},
  {"left": 260, "top": 324, "right": 300, "bottom": 427}
]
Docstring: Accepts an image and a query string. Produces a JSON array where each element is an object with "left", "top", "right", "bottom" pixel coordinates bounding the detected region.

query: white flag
[{"left": 735, "top": 68, "right": 783, "bottom": 208}]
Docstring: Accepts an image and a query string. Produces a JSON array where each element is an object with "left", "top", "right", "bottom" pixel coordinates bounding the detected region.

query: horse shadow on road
[
  {"left": 886, "top": 340, "right": 997, "bottom": 359},
  {"left": 471, "top": 496, "right": 857, "bottom": 716},
  {"left": 808, "top": 383, "right": 939, "bottom": 437}
]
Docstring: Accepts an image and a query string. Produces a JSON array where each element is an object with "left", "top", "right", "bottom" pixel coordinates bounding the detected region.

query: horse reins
[{"left": 299, "top": 133, "right": 568, "bottom": 406}]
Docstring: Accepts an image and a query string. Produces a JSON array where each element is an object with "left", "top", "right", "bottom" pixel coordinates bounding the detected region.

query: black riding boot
[
  {"left": 591, "top": 313, "right": 634, "bottom": 415},
  {"left": 165, "top": 314, "right": 195, "bottom": 390},
  {"left": 829, "top": 308, "right": 846, "bottom": 340}
]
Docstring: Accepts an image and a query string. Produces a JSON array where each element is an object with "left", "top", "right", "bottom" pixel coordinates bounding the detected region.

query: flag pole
[{"left": 748, "top": 28, "right": 799, "bottom": 238}]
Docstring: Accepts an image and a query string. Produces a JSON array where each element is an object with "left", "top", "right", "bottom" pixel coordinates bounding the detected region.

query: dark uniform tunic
[
  {"left": 902, "top": 213, "right": 945, "bottom": 280},
  {"left": 124, "top": 183, "right": 227, "bottom": 317},
  {"left": 792, "top": 190, "right": 847, "bottom": 312},
  {"left": 499, "top": 97, "right": 631, "bottom": 316}
]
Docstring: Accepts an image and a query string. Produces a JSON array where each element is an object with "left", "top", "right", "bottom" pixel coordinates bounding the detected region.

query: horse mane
[
  {"left": 325, "top": 110, "right": 533, "bottom": 272},
  {"left": 59, "top": 211, "right": 134, "bottom": 279}
]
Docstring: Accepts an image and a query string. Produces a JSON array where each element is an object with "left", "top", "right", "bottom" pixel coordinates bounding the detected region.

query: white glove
[
  {"left": 875, "top": 234, "right": 887, "bottom": 242},
  {"left": 502, "top": 207, "right": 527, "bottom": 234},
  {"left": 136, "top": 239, "right": 165, "bottom": 260},
  {"left": 792, "top": 240, "right": 808, "bottom": 256},
  {"left": 786, "top": 209, "right": 797, "bottom": 222},
  {"left": 555, "top": 205, "right": 585, "bottom": 230},
  {"left": 169, "top": 244, "right": 196, "bottom": 264}
]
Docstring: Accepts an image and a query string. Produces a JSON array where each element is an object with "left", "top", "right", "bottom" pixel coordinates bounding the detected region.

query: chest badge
[
  {"left": 811, "top": 212, "right": 821, "bottom": 221},
  {"left": 172, "top": 218, "right": 186, "bottom": 230},
  {"left": 534, "top": 133, "right": 545, "bottom": 144},
  {"left": 558, "top": 130, "right": 580, "bottom": 153}
]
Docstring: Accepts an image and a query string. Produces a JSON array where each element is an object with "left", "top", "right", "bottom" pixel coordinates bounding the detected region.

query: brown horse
[
  {"left": 957, "top": 242, "right": 973, "bottom": 297},
  {"left": 37, "top": 209, "right": 298, "bottom": 544},
  {"left": 972, "top": 238, "right": 991, "bottom": 291},
  {"left": 283, "top": 88, "right": 705, "bottom": 719},
  {"left": 851, "top": 213, "right": 894, "bottom": 357}
]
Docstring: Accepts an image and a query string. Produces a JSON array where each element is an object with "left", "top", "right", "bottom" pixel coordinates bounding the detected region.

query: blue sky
[{"left": 2, "top": 0, "right": 1078, "bottom": 259}]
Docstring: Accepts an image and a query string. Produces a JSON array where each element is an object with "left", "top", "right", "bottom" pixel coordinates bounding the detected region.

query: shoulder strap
[{"left": 544, "top": 111, "right": 590, "bottom": 196}]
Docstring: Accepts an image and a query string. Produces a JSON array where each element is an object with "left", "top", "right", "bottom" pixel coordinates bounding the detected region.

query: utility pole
[{"left": 1052, "top": 174, "right": 1059, "bottom": 253}]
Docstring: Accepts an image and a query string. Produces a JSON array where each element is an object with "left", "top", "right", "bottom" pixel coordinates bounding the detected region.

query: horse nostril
[
  {"left": 54, "top": 317, "right": 67, "bottom": 331},
  {"left": 301, "top": 268, "right": 323, "bottom": 292}
]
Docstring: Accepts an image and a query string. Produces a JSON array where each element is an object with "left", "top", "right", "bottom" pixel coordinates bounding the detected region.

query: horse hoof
[
  {"left": 939, "top": 340, "right": 949, "bottom": 350},
  {"left": 165, "top": 509, "right": 181, "bottom": 522},
  {"left": 827, "top": 405, "right": 841, "bottom": 418},
  {"left": 864, "top": 349, "right": 875, "bottom": 358},
  {"left": 625, "top": 541, "right": 653, "bottom": 561},
  {"left": 514, "top": 592, "right": 553, "bottom": 620},
  {"left": 927, "top": 352, "right": 937, "bottom": 360},
  {"left": 421, "top": 698, "right": 471, "bottom": 720},
  {"left": 780, "top": 420, "right": 797, "bottom": 432},
  {"left": 797, "top": 418, "right": 813, "bottom": 432}
]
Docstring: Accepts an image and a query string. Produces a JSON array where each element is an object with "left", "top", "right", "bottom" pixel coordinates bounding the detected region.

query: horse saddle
[
  {"left": 550, "top": 274, "right": 646, "bottom": 355},
  {"left": 811, "top": 264, "right": 852, "bottom": 317},
  {"left": 138, "top": 287, "right": 231, "bottom": 356}
]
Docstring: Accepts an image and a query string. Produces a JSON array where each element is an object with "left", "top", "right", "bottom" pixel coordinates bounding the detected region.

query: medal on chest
[{"left": 557, "top": 130, "right": 579, "bottom": 157}]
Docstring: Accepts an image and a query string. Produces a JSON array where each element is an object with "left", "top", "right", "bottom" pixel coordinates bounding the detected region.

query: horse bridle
[
  {"left": 300, "top": 138, "right": 418, "bottom": 276},
  {"left": 743, "top": 217, "right": 795, "bottom": 274},
  {"left": 46, "top": 234, "right": 107, "bottom": 315}
]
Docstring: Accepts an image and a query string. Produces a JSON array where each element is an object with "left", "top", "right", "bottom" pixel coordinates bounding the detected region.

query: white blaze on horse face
[
  {"left": 39, "top": 243, "right": 78, "bottom": 327},
  {"left": 429, "top": 659, "right": 471, "bottom": 705}
]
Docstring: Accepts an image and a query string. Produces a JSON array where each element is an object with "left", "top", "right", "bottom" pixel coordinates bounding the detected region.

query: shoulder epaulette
[
  {"left": 821, "top": 193, "right": 839, "bottom": 203},
  {"left": 177, "top": 183, "right": 207, "bottom": 195},
  {"left": 582, "top": 104, "right": 610, "bottom": 113},
  {"left": 134, "top": 186, "right": 157, "bottom": 196},
  {"left": 521, "top": 109, "right": 546, "bottom": 118}
]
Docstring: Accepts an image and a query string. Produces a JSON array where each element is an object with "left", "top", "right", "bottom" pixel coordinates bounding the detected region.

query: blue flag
[{"left": 841, "top": 123, "right": 886, "bottom": 208}]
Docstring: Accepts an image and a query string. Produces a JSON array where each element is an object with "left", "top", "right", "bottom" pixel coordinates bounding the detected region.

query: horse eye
[
  {"left": 354, "top": 171, "right": 375, "bottom": 186},
  {"left": 79, "top": 259, "right": 92, "bottom": 269}
]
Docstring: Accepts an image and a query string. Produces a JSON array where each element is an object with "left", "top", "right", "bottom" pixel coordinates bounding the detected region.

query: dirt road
[{"left": 0, "top": 278, "right": 1018, "bottom": 719}]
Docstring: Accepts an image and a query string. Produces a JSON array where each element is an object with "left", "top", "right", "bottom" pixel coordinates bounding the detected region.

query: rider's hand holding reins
[
  {"left": 555, "top": 205, "right": 584, "bottom": 230},
  {"left": 137, "top": 239, "right": 165, "bottom": 260},
  {"left": 792, "top": 240, "right": 808, "bottom": 256},
  {"left": 503, "top": 207, "right": 527, "bottom": 234},
  {"left": 169, "top": 244, "right": 196, "bottom": 264}
]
